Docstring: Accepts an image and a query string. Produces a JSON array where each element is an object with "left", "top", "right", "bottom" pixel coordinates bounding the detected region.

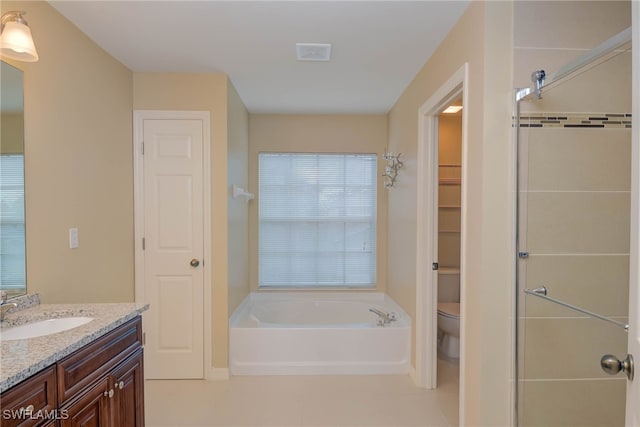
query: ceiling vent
[{"left": 296, "top": 43, "right": 331, "bottom": 61}]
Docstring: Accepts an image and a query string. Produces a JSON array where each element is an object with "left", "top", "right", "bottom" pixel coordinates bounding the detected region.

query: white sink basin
[{"left": 0, "top": 317, "right": 94, "bottom": 341}]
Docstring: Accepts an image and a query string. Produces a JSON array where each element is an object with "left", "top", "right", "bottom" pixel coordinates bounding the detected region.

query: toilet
[
  {"left": 437, "top": 269, "right": 460, "bottom": 359},
  {"left": 437, "top": 302, "right": 460, "bottom": 359}
]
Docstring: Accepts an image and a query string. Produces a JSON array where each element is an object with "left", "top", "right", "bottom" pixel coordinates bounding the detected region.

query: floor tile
[{"left": 145, "top": 359, "right": 459, "bottom": 427}]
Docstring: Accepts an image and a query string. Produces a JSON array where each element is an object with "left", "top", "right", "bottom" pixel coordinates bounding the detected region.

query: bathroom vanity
[{"left": 0, "top": 298, "right": 147, "bottom": 427}]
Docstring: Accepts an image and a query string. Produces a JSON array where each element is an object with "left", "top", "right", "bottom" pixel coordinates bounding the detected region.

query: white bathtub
[{"left": 229, "top": 292, "right": 411, "bottom": 375}]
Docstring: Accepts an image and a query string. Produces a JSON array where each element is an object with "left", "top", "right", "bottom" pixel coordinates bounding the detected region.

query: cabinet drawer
[
  {"left": 56, "top": 317, "right": 142, "bottom": 405},
  {"left": 0, "top": 365, "right": 57, "bottom": 427}
]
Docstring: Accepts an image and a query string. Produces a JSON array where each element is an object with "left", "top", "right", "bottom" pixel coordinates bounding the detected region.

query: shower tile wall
[
  {"left": 519, "top": 125, "right": 631, "bottom": 427},
  {"left": 515, "top": 2, "right": 631, "bottom": 426}
]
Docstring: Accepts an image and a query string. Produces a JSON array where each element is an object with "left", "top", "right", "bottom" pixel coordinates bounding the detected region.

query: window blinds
[
  {"left": 259, "top": 153, "right": 377, "bottom": 287},
  {"left": 0, "top": 154, "right": 26, "bottom": 289}
]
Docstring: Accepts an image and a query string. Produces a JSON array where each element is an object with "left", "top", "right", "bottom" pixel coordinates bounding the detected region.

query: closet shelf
[
  {"left": 438, "top": 267, "right": 460, "bottom": 275},
  {"left": 439, "top": 230, "right": 461, "bottom": 234},
  {"left": 439, "top": 178, "right": 461, "bottom": 185},
  {"left": 439, "top": 205, "right": 461, "bottom": 209}
]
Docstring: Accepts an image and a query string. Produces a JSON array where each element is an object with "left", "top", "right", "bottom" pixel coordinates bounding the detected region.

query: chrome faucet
[
  {"left": 369, "top": 307, "right": 397, "bottom": 326},
  {"left": 0, "top": 291, "right": 18, "bottom": 321}
]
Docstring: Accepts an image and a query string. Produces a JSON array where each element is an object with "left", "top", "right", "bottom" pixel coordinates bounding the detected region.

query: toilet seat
[{"left": 437, "top": 302, "right": 460, "bottom": 319}]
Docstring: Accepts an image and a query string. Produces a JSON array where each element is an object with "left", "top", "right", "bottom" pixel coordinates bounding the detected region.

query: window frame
[{"left": 257, "top": 151, "right": 378, "bottom": 289}]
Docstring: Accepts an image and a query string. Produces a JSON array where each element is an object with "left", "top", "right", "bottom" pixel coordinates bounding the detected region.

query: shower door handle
[{"left": 600, "top": 353, "right": 634, "bottom": 380}]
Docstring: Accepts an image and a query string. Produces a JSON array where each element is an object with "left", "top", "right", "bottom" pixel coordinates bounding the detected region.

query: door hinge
[
  {"left": 142, "top": 237, "right": 145, "bottom": 250},
  {"left": 432, "top": 262, "right": 439, "bottom": 271},
  {"left": 141, "top": 142, "right": 145, "bottom": 155},
  {"left": 142, "top": 332, "right": 146, "bottom": 345}
]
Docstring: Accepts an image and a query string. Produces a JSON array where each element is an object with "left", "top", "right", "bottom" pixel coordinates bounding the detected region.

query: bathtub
[{"left": 229, "top": 292, "right": 411, "bottom": 375}]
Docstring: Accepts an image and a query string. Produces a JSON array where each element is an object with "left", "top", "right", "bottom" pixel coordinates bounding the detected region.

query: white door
[
  {"left": 142, "top": 118, "right": 204, "bottom": 379},
  {"left": 626, "top": 1, "right": 639, "bottom": 421}
]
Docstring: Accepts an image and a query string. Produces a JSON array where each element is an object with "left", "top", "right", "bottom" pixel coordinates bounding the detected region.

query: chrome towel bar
[{"left": 524, "top": 286, "right": 629, "bottom": 331}]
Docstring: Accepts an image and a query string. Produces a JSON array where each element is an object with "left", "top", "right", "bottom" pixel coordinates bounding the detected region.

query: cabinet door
[
  {"left": 0, "top": 365, "right": 57, "bottom": 427},
  {"left": 110, "top": 348, "right": 144, "bottom": 427},
  {"left": 59, "top": 377, "right": 109, "bottom": 427}
]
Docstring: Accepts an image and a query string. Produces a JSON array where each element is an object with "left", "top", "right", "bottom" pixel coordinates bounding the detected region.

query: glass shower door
[{"left": 516, "top": 57, "right": 632, "bottom": 426}]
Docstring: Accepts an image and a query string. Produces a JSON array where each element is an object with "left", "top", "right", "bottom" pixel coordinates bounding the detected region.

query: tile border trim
[{"left": 516, "top": 112, "right": 632, "bottom": 129}]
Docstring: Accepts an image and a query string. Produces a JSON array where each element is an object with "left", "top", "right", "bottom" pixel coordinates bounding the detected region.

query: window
[
  {"left": 0, "top": 154, "right": 26, "bottom": 290},
  {"left": 259, "top": 153, "right": 377, "bottom": 288}
]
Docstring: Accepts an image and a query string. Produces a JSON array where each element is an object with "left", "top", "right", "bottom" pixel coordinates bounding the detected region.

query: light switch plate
[{"left": 69, "top": 228, "right": 79, "bottom": 249}]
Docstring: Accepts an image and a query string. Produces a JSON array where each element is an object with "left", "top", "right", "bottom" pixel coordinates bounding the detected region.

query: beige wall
[
  {"left": 387, "top": 2, "right": 515, "bottom": 425},
  {"left": 248, "top": 114, "right": 388, "bottom": 291},
  {"left": 1, "top": 113, "right": 24, "bottom": 154},
  {"left": 515, "top": 2, "right": 631, "bottom": 425},
  {"left": 133, "top": 72, "right": 233, "bottom": 369},
  {"left": 438, "top": 114, "right": 462, "bottom": 167},
  {"left": 1, "top": 1, "right": 134, "bottom": 303},
  {"left": 227, "top": 81, "right": 250, "bottom": 313}
]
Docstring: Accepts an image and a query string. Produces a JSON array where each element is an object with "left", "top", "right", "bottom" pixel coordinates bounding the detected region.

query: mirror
[{"left": 0, "top": 61, "right": 26, "bottom": 297}]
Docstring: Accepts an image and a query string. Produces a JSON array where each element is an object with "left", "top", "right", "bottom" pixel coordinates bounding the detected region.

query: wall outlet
[{"left": 69, "top": 228, "right": 79, "bottom": 249}]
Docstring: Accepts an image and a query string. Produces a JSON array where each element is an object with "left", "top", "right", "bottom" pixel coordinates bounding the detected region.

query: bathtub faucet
[{"left": 369, "top": 307, "right": 397, "bottom": 326}]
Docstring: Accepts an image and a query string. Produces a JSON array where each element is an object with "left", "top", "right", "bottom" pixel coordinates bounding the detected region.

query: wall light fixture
[
  {"left": 382, "top": 150, "right": 403, "bottom": 188},
  {"left": 1, "top": 11, "right": 39, "bottom": 62}
]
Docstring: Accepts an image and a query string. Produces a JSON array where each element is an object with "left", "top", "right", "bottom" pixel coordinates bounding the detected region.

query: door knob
[
  {"left": 190, "top": 259, "right": 200, "bottom": 268},
  {"left": 600, "top": 353, "right": 634, "bottom": 380}
]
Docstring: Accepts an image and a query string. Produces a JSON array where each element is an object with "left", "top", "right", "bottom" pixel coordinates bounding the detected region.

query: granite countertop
[{"left": 0, "top": 295, "right": 148, "bottom": 393}]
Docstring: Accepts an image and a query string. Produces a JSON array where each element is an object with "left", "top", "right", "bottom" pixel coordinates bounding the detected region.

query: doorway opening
[
  {"left": 415, "top": 64, "right": 468, "bottom": 423},
  {"left": 436, "top": 99, "right": 462, "bottom": 366}
]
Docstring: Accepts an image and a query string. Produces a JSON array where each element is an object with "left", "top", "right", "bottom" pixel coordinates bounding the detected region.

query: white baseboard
[
  {"left": 409, "top": 366, "right": 419, "bottom": 386},
  {"left": 207, "top": 368, "right": 230, "bottom": 380},
  {"left": 229, "top": 360, "right": 410, "bottom": 376}
]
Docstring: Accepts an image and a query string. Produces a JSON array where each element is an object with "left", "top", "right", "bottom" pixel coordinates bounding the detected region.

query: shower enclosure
[{"left": 514, "top": 4, "right": 633, "bottom": 425}]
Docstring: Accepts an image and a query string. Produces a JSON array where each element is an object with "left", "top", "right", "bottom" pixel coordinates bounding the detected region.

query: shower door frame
[{"left": 627, "top": 3, "right": 639, "bottom": 422}]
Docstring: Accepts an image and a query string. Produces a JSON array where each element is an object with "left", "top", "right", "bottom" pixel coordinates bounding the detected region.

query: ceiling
[{"left": 49, "top": 1, "right": 470, "bottom": 114}]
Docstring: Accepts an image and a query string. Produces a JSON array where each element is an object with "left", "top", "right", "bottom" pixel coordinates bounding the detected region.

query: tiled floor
[{"left": 145, "top": 359, "right": 459, "bottom": 427}]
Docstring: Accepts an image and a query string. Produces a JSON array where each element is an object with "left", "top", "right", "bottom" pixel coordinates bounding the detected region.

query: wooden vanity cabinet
[
  {"left": 1, "top": 316, "right": 144, "bottom": 427},
  {"left": 59, "top": 350, "right": 145, "bottom": 427},
  {"left": 58, "top": 317, "right": 144, "bottom": 427},
  {"left": 56, "top": 317, "right": 142, "bottom": 405}
]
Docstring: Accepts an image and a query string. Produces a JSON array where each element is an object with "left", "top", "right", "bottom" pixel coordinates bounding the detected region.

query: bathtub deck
[{"left": 145, "top": 358, "right": 459, "bottom": 426}]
